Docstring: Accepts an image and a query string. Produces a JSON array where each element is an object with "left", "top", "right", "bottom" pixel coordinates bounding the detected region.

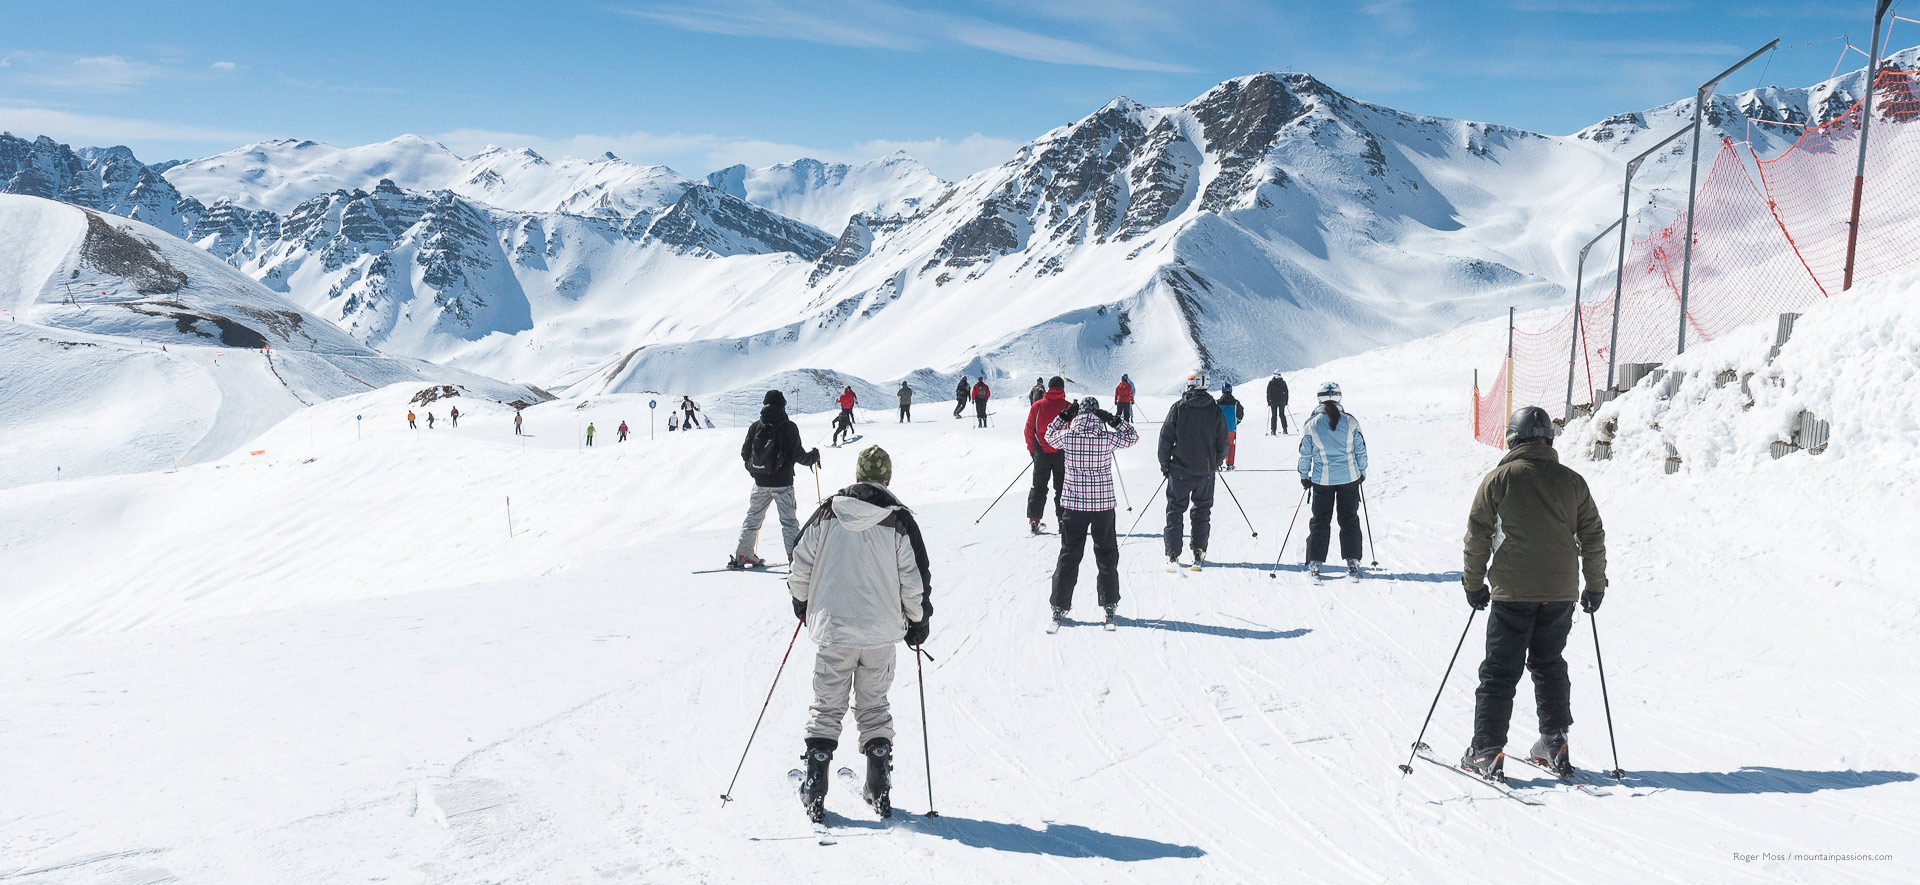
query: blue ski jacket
[{"left": 1298, "top": 407, "right": 1368, "bottom": 486}]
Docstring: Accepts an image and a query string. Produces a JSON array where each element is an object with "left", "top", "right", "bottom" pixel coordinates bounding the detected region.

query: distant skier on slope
[
  {"left": 837, "top": 386, "right": 858, "bottom": 427},
  {"left": 618, "top": 420, "right": 630, "bottom": 442},
  {"left": 897, "top": 382, "right": 913, "bottom": 423},
  {"left": 953, "top": 376, "right": 970, "bottom": 419},
  {"left": 407, "top": 410, "right": 417, "bottom": 429},
  {"left": 789, "top": 446, "right": 931, "bottom": 823},
  {"left": 971, "top": 378, "right": 991, "bottom": 428},
  {"left": 1113, "top": 374, "right": 1135, "bottom": 423},
  {"left": 1459, "top": 406, "right": 1608, "bottom": 781},
  {"left": 732, "top": 390, "right": 823, "bottom": 569},
  {"left": 427, "top": 412, "right": 436, "bottom": 429},
  {"left": 585, "top": 422, "right": 595, "bottom": 446},
  {"left": 1298, "top": 383, "right": 1367, "bottom": 578},
  {"left": 1023, "top": 376, "right": 1072, "bottom": 534},
  {"left": 681, "top": 397, "right": 700, "bottom": 431},
  {"left": 450, "top": 405, "right": 460, "bottom": 428},
  {"left": 1218, "top": 383, "right": 1245, "bottom": 470},
  {"left": 831, "top": 410, "right": 855, "bottom": 447},
  {"left": 1266, "top": 371, "right": 1290, "bottom": 435},
  {"left": 513, "top": 410, "right": 523, "bottom": 435},
  {"left": 1045, "top": 396, "right": 1138, "bottom": 628},
  {"left": 1027, "top": 377, "right": 1046, "bottom": 405},
  {"left": 1158, "top": 372, "right": 1227, "bottom": 568}
]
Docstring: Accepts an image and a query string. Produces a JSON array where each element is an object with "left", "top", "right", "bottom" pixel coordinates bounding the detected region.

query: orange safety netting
[{"left": 1472, "top": 69, "right": 1920, "bottom": 448}]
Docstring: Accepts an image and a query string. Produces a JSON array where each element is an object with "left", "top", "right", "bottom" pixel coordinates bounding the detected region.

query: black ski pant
[
  {"left": 1270, "top": 405, "right": 1289, "bottom": 434},
  {"left": 974, "top": 399, "right": 988, "bottom": 427},
  {"left": 1116, "top": 401, "right": 1133, "bottom": 423},
  {"left": 899, "top": 405, "right": 910, "bottom": 422},
  {"left": 954, "top": 396, "right": 967, "bottom": 418},
  {"left": 1052, "top": 508, "right": 1119, "bottom": 610},
  {"left": 1163, "top": 470, "right": 1215, "bottom": 558},
  {"left": 1305, "top": 480, "right": 1361, "bottom": 563},
  {"left": 1472, "top": 601, "right": 1576, "bottom": 752},
  {"left": 683, "top": 410, "right": 697, "bottom": 430},
  {"left": 840, "top": 407, "right": 855, "bottom": 426},
  {"left": 1027, "top": 450, "right": 1065, "bottom": 523}
]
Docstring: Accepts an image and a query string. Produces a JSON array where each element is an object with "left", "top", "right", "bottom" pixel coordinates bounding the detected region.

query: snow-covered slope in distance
[
  {"left": 705, "top": 153, "right": 949, "bottom": 232},
  {"left": 0, "top": 193, "right": 544, "bottom": 488}
]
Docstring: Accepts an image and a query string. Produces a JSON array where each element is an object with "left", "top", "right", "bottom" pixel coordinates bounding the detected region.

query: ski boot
[
  {"left": 1192, "top": 548, "right": 1206, "bottom": 567},
  {"left": 1051, "top": 607, "right": 1068, "bottom": 626},
  {"left": 728, "top": 553, "right": 766, "bottom": 570},
  {"left": 1345, "top": 559, "right": 1363, "bottom": 577},
  {"left": 1029, "top": 519, "right": 1043, "bottom": 535},
  {"left": 1461, "top": 746, "right": 1505, "bottom": 782},
  {"left": 799, "top": 738, "right": 834, "bottom": 823},
  {"left": 1307, "top": 561, "right": 1322, "bottom": 578},
  {"left": 1103, "top": 604, "right": 1118, "bottom": 627},
  {"left": 1530, "top": 731, "right": 1573, "bottom": 778},
  {"left": 861, "top": 738, "right": 893, "bottom": 818}
]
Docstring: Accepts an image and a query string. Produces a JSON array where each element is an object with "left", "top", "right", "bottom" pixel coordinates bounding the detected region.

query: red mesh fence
[{"left": 1473, "top": 68, "right": 1920, "bottom": 447}]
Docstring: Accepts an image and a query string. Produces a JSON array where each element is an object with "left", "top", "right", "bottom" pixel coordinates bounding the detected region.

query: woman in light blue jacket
[{"left": 1297, "top": 382, "right": 1368, "bottom": 577}]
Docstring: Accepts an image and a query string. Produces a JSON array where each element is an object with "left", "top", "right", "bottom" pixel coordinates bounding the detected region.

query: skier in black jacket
[
  {"left": 732, "top": 390, "right": 822, "bottom": 568},
  {"left": 1266, "top": 371, "right": 1290, "bottom": 435},
  {"left": 1157, "top": 373, "right": 1228, "bottom": 566},
  {"left": 953, "top": 376, "right": 970, "bottom": 419}
]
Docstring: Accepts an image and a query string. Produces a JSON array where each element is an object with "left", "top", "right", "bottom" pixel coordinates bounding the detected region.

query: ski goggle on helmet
[{"left": 1317, "top": 382, "right": 1342, "bottom": 403}]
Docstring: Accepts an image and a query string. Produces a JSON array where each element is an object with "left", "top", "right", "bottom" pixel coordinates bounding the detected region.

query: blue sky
[{"left": 0, "top": 1, "right": 1905, "bottom": 180}]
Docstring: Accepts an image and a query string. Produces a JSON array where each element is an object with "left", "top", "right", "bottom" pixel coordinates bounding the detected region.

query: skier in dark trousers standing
[
  {"left": 971, "top": 378, "right": 991, "bottom": 428},
  {"left": 513, "top": 411, "right": 523, "bottom": 435},
  {"left": 585, "top": 422, "right": 595, "bottom": 446},
  {"left": 790, "top": 446, "right": 931, "bottom": 823},
  {"left": 618, "top": 420, "right": 629, "bottom": 442},
  {"left": 450, "top": 406, "right": 460, "bottom": 428},
  {"left": 1267, "top": 371, "right": 1290, "bottom": 435},
  {"left": 1218, "top": 383, "right": 1245, "bottom": 470},
  {"left": 1158, "top": 372, "right": 1226, "bottom": 567},
  {"left": 1459, "top": 406, "right": 1608, "bottom": 780},
  {"left": 733, "top": 390, "right": 822, "bottom": 568},
  {"left": 407, "top": 410, "right": 417, "bottom": 429},
  {"left": 1113, "top": 374, "right": 1135, "bottom": 423},
  {"left": 953, "top": 376, "right": 970, "bottom": 419},
  {"left": 1298, "top": 382, "right": 1367, "bottom": 578},
  {"left": 1045, "top": 396, "right": 1138, "bottom": 627},
  {"left": 897, "top": 382, "right": 913, "bottom": 422},
  {"left": 1023, "top": 376, "right": 1072, "bottom": 534},
  {"left": 681, "top": 396, "right": 700, "bottom": 431},
  {"left": 1027, "top": 378, "right": 1046, "bottom": 405},
  {"left": 427, "top": 412, "right": 436, "bottom": 429}
]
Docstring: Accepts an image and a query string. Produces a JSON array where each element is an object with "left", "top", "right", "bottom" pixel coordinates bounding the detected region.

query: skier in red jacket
[
  {"left": 1023, "top": 376, "right": 1073, "bottom": 533},
  {"left": 971, "top": 379, "right": 991, "bottom": 428},
  {"left": 837, "top": 386, "right": 857, "bottom": 427},
  {"left": 1113, "top": 374, "right": 1136, "bottom": 423}
]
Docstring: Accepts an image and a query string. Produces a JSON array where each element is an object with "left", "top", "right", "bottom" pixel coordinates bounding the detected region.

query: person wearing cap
[
  {"left": 1458, "top": 406, "right": 1608, "bottom": 781},
  {"left": 1023, "top": 376, "right": 1073, "bottom": 534},
  {"left": 1297, "top": 382, "right": 1367, "bottom": 577},
  {"left": 732, "top": 389, "right": 822, "bottom": 569},
  {"left": 897, "top": 381, "right": 914, "bottom": 422},
  {"left": 1266, "top": 371, "right": 1290, "bottom": 435},
  {"left": 1044, "top": 395, "right": 1138, "bottom": 625},
  {"left": 1113, "top": 374, "right": 1136, "bottom": 423},
  {"left": 789, "top": 445, "right": 933, "bottom": 823},
  {"left": 1217, "top": 383, "right": 1245, "bottom": 470},
  {"left": 1158, "top": 371, "right": 1227, "bottom": 566}
]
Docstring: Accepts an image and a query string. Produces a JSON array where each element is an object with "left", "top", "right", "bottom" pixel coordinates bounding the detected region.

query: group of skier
[{"left": 717, "top": 368, "right": 1608, "bottom": 822}]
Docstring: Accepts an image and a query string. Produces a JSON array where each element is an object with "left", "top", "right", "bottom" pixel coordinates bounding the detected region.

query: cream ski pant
[{"left": 804, "top": 644, "right": 897, "bottom": 747}]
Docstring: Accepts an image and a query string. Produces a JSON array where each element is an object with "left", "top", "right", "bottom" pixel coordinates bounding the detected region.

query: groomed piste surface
[{"left": 1, "top": 302, "right": 1915, "bottom": 883}]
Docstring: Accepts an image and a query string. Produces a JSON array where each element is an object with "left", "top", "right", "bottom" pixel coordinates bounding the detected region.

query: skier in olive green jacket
[{"left": 1458, "top": 406, "right": 1607, "bottom": 781}]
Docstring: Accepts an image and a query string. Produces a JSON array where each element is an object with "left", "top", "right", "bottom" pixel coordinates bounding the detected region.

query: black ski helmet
[{"left": 1506, "top": 406, "right": 1554, "bottom": 447}]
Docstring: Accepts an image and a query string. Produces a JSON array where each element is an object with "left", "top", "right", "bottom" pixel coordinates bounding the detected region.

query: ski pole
[
  {"left": 1115, "top": 464, "right": 1132, "bottom": 512},
  {"left": 720, "top": 620, "right": 805, "bottom": 807},
  {"left": 1125, "top": 475, "right": 1168, "bottom": 535},
  {"left": 1217, "top": 472, "right": 1259, "bottom": 538},
  {"left": 1398, "top": 608, "right": 1479, "bottom": 776},
  {"left": 1265, "top": 487, "right": 1309, "bottom": 578},
  {"left": 914, "top": 645, "right": 940, "bottom": 817},
  {"left": 1359, "top": 481, "right": 1379, "bottom": 566},
  {"left": 812, "top": 463, "right": 822, "bottom": 504},
  {"left": 972, "top": 461, "right": 1031, "bottom": 524},
  {"left": 1591, "top": 613, "right": 1625, "bottom": 779}
]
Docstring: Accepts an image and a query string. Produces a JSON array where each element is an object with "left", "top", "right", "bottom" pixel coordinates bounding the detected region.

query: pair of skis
[
  {"left": 1047, "top": 610, "right": 1117, "bottom": 634},
  {"left": 1409, "top": 742, "right": 1614, "bottom": 805},
  {"left": 786, "top": 767, "right": 890, "bottom": 845}
]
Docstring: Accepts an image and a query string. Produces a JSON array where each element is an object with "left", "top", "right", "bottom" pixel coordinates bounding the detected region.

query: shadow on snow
[
  {"left": 1123, "top": 618, "right": 1310, "bottom": 640},
  {"left": 1618, "top": 767, "right": 1918, "bottom": 794},
  {"left": 871, "top": 815, "right": 1204, "bottom": 860}
]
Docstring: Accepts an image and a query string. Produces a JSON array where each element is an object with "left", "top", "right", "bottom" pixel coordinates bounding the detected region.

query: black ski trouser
[
  {"left": 1163, "top": 470, "right": 1215, "bottom": 558},
  {"left": 1052, "top": 508, "right": 1119, "bottom": 610},
  {"left": 899, "top": 405, "right": 910, "bottom": 422},
  {"left": 1026, "top": 450, "right": 1065, "bottom": 522},
  {"left": 954, "top": 396, "right": 967, "bottom": 418},
  {"left": 1305, "top": 480, "right": 1362, "bottom": 562},
  {"left": 1270, "top": 404, "right": 1289, "bottom": 434},
  {"left": 1472, "top": 601, "right": 1576, "bottom": 752},
  {"left": 840, "top": 407, "right": 855, "bottom": 426},
  {"left": 974, "top": 399, "right": 988, "bottom": 427},
  {"left": 1116, "top": 401, "right": 1133, "bottom": 423}
]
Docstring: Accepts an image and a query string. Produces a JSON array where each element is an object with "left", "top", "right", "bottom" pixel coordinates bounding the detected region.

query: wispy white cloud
[
  {"left": 0, "top": 104, "right": 267, "bottom": 146},
  {"left": 2, "top": 54, "right": 167, "bottom": 92},
  {"left": 609, "top": 1, "right": 1194, "bottom": 73},
  {"left": 209, "top": 61, "right": 238, "bottom": 72},
  {"left": 1361, "top": 0, "right": 1418, "bottom": 38},
  {"left": 431, "top": 125, "right": 1020, "bottom": 181}
]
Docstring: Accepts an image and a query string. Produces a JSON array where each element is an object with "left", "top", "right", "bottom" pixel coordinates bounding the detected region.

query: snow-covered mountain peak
[{"left": 702, "top": 154, "right": 947, "bottom": 232}]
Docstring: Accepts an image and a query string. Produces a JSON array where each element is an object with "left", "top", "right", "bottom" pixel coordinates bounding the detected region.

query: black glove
[
  {"left": 904, "top": 619, "right": 930, "bottom": 647},
  {"left": 1094, "top": 408, "right": 1117, "bottom": 427},
  {"left": 1465, "top": 582, "right": 1490, "bottom": 610},
  {"left": 792, "top": 597, "right": 808, "bottom": 621},
  {"left": 1580, "top": 588, "right": 1603, "bottom": 613},
  {"left": 1300, "top": 477, "right": 1312, "bottom": 490},
  {"left": 1358, "top": 474, "right": 1366, "bottom": 484},
  {"left": 1060, "top": 403, "right": 1080, "bottom": 422}
]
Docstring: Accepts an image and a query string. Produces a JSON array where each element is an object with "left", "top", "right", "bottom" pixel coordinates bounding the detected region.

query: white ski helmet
[
  {"left": 1186, "top": 371, "right": 1207, "bottom": 390},
  {"left": 1317, "top": 382, "right": 1342, "bottom": 403}
]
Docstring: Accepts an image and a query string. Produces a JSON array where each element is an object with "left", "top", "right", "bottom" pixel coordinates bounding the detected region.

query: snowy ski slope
[{"left": 1, "top": 271, "right": 1914, "bottom": 881}]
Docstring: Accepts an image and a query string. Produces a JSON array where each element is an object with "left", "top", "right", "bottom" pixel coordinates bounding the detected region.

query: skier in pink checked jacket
[{"left": 1042, "top": 396, "right": 1139, "bottom": 623}]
